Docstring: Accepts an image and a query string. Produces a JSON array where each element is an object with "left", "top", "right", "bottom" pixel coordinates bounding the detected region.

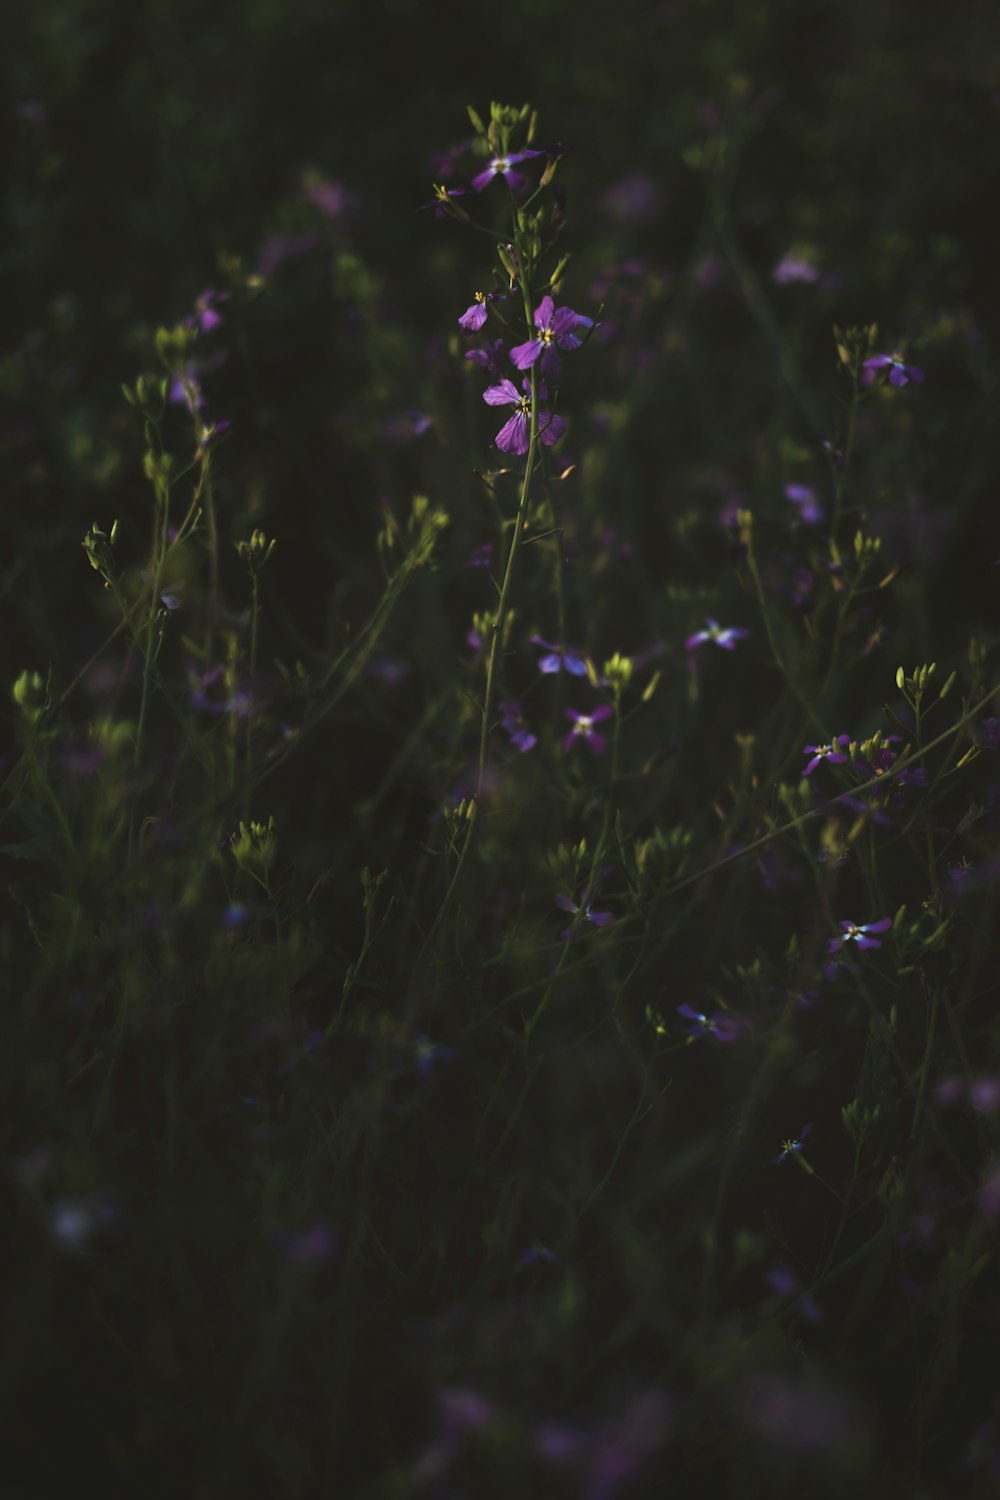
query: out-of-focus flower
[
  {"left": 773, "top": 1123, "right": 813, "bottom": 1164},
  {"left": 464, "top": 337, "right": 507, "bottom": 376},
  {"left": 556, "top": 890, "right": 613, "bottom": 939},
  {"left": 772, "top": 254, "right": 820, "bottom": 285},
  {"left": 531, "top": 635, "right": 589, "bottom": 677},
  {"left": 562, "top": 705, "right": 613, "bottom": 754},
  {"left": 826, "top": 917, "right": 892, "bottom": 955},
  {"left": 676, "top": 1003, "right": 744, "bottom": 1042},
  {"left": 784, "top": 483, "right": 824, "bottom": 524},
  {"left": 765, "top": 1262, "right": 823, "bottom": 1322},
  {"left": 498, "top": 700, "right": 537, "bottom": 753},
  {"left": 684, "top": 618, "right": 748, "bottom": 652},
  {"left": 470, "top": 150, "right": 542, "bottom": 193},
  {"left": 862, "top": 352, "right": 924, "bottom": 388}
]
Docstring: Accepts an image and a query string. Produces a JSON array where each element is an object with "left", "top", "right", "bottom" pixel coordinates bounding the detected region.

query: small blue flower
[{"left": 773, "top": 1122, "right": 813, "bottom": 1164}]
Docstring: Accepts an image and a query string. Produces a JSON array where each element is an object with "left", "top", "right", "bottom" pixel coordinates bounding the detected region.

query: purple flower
[
  {"left": 862, "top": 352, "right": 925, "bottom": 388},
  {"left": 676, "top": 1003, "right": 744, "bottom": 1043},
  {"left": 482, "top": 377, "right": 566, "bottom": 455},
  {"left": 772, "top": 254, "right": 820, "bottom": 285},
  {"left": 302, "top": 175, "right": 349, "bottom": 219},
  {"left": 470, "top": 150, "right": 542, "bottom": 193},
  {"left": 854, "top": 740, "right": 929, "bottom": 788},
  {"left": 531, "top": 635, "right": 589, "bottom": 677},
  {"left": 536, "top": 1388, "right": 673, "bottom": 1500},
  {"left": 684, "top": 618, "right": 748, "bottom": 652},
  {"left": 509, "top": 294, "right": 593, "bottom": 379},
  {"left": 498, "top": 699, "right": 537, "bottom": 753},
  {"left": 801, "top": 736, "right": 851, "bottom": 776},
  {"left": 563, "top": 705, "right": 613, "bottom": 754},
  {"left": 772, "top": 1123, "right": 813, "bottom": 1164},
  {"left": 556, "top": 890, "right": 613, "bottom": 939},
  {"left": 458, "top": 290, "right": 503, "bottom": 332},
  {"left": 826, "top": 917, "right": 893, "bottom": 955},
  {"left": 465, "top": 338, "right": 507, "bottom": 376},
  {"left": 191, "top": 288, "right": 229, "bottom": 334},
  {"left": 784, "top": 483, "right": 824, "bottom": 524},
  {"left": 765, "top": 1262, "right": 823, "bottom": 1322}
]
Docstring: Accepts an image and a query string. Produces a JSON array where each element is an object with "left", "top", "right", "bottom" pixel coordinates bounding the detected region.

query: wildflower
[
  {"left": 509, "top": 294, "right": 593, "bottom": 379},
  {"left": 458, "top": 290, "right": 503, "bottom": 332},
  {"left": 556, "top": 890, "right": 613, "bottom": 939},
  {"left": 464, "top": 337, "right": 507, "bottom": 376},
  {"left": 801, "top": 736, "right": 851, "bottom": 776},
  {"left": 498, "top": 699, "right": 537, "bottom": 752},
  {"left": 422, "top": 182, "right": 470, "bottom": 220},
  {"left": 676, "top": 1003, "right": 743, "bottom": 1042},
  {"left": 684, "top": 618, "right": 748, "bottom": 652},
  {"left": 853, "top": 738, "right": 928, "bottom": 788},
  {"left": 826, "top": 917, "right": 892, "bottom": 955},
  {"left": 531, "top": 634, "right": 589, "bottom": 677},
  {"left": 190, "top": 288, "right": 229, "bottom": 334},
  {"left": 470, "top": 149, "right": 542, "bottom": 193},
  {"left": 482, "top": 377, "right": 566, "bottom": 455},
  {"left": 772, "top": 254, "right": 820, "bottom": 285},
  {"left": 773, "top": 1122, "right": 812, "bottom": 1164},
  {"left": 861, "top": 352, "right": 925, "bottom": 387},
  {"left": 765, "top": 1262, "right": 823, "bottom": 1322},
  {"left": 784, "top": 483, "right": 824, "bottom": 524},
  {"left": 563, "top": 705, "right": 613, "bottom": 754}
]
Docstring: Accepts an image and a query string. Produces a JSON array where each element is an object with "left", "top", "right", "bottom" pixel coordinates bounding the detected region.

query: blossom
[
  {"left": 676, "top": 1003, "right": 743, "bottom": 1042},
  {"left": 853, "top": 738, "right": 929, "bottom": 788},
  {"left": 482, "top": 377, "right": 566, "bottom": 455},
  {"left": 190, "top": 288, "right": 229, "bottom": 333},
  {"left": 464, "top": 338, "right": 507, "bottom": 376},
  {"left": 826, "top": 917, "right": 892, "bottom": 955},
  {"left": 509, "top": 294, "right": 593, "bottom": 379},
  {"left": 684, "top": 618, "right": 748, "bottom": 652},
  {"left": 531, "top": 635, "right": 589, "bottom": 677},
  {"left": 498, "top": 699, "right": 537, "bottom": 753},
  {"left": 773, "top": 1122, "right": 812, "bottom": 1164},
  {"left": 563, "top": 705, "right": 613, "bottom": 754},
  {"left": 458, "top": 290, "right": 503, "bottom": 332},
  {"left": 861, "top": 352, "right": 925, "bottom": 387},
  {"left": 765, "top": 1262, "right": 823, "bottom": 1322},
  {"left": 556, "top": 890, "right": 613, "bottom": 939},
  {"left": 801, "top": 736, "right": 851, "bottom": 776},
  {"left": 772, "top": 254, "right": 820, "bottom": 285},
  {"left": 784, "top": 482, "right": 824, "bottom": 524},
  {"left": 470, "top": 150, "right": 542, "bottom": 193}
]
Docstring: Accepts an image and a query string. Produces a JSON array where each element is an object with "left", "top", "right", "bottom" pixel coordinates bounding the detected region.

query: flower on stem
[
  {"left": 470, "top": 150, "right": 542, "bottom": 193},
  {"left": 773, "top": 1123, "right": 812, "bottom": 1164},
  {"left": 563, "top": 704, "right": 613, "bottom": 754},
  {"left": 498, "top": 699, "right": 537, "bottom": 752},
  {"left": 482, "top": 377, "right": 565, "bottom": 456},
  {"left": 531, "top": 635, "right": 589, "bottom": 677},
  {"left": 861, "top": 352, "right": 925, "bottom": 388},
  {"left": 853, "top": 737, "right": 929, "bottom": 788},
  {"left": 676, "top": 1003, "right": 744, "bottom": 1043},
  {"left": 801, "top": 736, "right": 851, "bottom": 776},
  {"left": 556, "top": 890, "right": 613, "bottom": 940},
  {"left": 458, "top": 290, "right": 504, "bottom": 332},
  {"left": 684, "top": 618, "right": 748, "bottom": 653},
  {"left": 826, "top": 917, "right": 892, "bottom": 956},
  {"left": 509, "top": 294, "right": 594, "bottom": 379}
]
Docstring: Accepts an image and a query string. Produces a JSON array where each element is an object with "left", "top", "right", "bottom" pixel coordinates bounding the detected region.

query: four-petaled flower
[
  {"left": 483, "top": 377, "right": 566, "bottom": 455},
  {"left": 498, "top": 699, "right": 537, "bottom": 753},
  {"left": 555, "top": 890, "right": 613, "bottom": 940},
  {"left": 470, "top": 150, "right": 542, "bottom": 193},
  {"left": 826, "top": 917, "right": 893, "bottom": 955},
  {"left": 531, "top": 635, "right": 589, "bottom": 677},
  {"left": 684, "top": 618, "right": 749, "bottom": 652},
  {"left": 861, "top": 352, "right": 925, "bottom": 388},
  {"left": 458, "top": 290, "right": 503, "bottom": 332},
  {"left": 510, "top": 295, "right": 593, "bottom": 379},
  {"left": 773, "top": 1122, "right": 812, "bottom": 1164},
  {"left": 801, "top": 736, "right": 851, "bottom": 776},
  {"left": 563, "top": 704, "right": 613, "bottom": 753},
  {"left": 676, "top": 1003, "right": 744, "bottom": 1043}
]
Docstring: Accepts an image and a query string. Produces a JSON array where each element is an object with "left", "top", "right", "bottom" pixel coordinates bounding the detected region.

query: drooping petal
[
  {"left": 495, "top": 410, "right": 530, "bottom": 454},
  {"left": 510, "top": 338, "right": 543, "bottom": 369},
  {"left": 459, "top": 301, "right": 489, "bottom": 332},
  {"left": 538, "top": 411, "right": 566, "bottom": 447}
]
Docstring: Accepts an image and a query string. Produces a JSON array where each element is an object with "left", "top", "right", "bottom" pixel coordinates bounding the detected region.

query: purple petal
[
  {"left": 864, "top": 918, "right": 893, "bottom": 934},
  {"left": 483, "top": 379, "right": 520, "bottom": 406},
  {"left": 510, "top": 339, "right": 542, "bottom": 369},
  {"left": 506, "top": 150, "right": 543, "bottom": 166},
  {"left": 889, "top": 365, "right": 908, "bottom": 387},
  {"left": 534, "top": 295, "right": 555, "bottom": 329},
  {"left": 459, "top": 302, "right": 488, "bottom": 332},
  {"left": 585, "top": 732, "right": 608, "bottom": 754},
  {"left": 471, "top": 166, "right": 497, "bottom": 193},
  {"left": 555, "top": 893, "right": 577, "bottom": 914},
  {"left": 538, "top": 411, "right": 566, "bottom": 446},
  {"left": 591, "top": 704, "right": 614, "bottom": 724},
  {"left": 495, "top": 411, "right": 529, "bottom": 454}
]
